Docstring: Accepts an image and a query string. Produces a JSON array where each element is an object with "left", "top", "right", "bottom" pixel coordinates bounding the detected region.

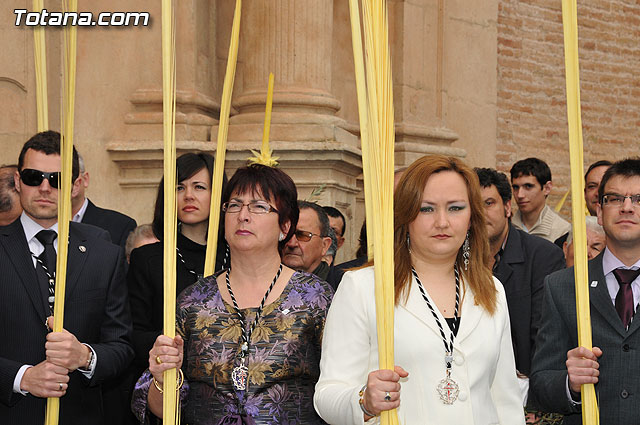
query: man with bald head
[
  {"left": 0, "top": 165, "right": 22, "bottom": 226},
  {"left": 562, "top": 216, "right": 606, "bottom": 268}
]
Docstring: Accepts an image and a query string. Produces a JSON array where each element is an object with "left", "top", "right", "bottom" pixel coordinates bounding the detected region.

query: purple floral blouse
[{"left": 132, "top": 270, "right": 333, "bottom": 425}]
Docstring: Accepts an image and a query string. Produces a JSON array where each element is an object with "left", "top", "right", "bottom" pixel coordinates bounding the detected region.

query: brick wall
[{"left": 496, "top": 0, "right": 640, "bottom": 216}]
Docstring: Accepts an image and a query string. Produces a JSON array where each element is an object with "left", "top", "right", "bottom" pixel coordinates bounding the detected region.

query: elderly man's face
[
  {"left": 563, "top": 227, "right": 607, "bottom": 268},
  {"left": 283, "top": 208, "right": 331, "bottom": 273},
  {"left": 0, "top": 168, "right": 22, "bottom": 226}
]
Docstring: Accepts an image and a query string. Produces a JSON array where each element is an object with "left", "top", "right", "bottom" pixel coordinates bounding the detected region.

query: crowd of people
[{"left": 1, "top": 129, "right": 639, "bottom": 425}]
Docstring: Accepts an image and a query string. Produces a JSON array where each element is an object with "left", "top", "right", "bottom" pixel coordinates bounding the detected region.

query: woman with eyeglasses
[
  {"left": 314, "top": 155, "right": 524, "bottom": 424},
  {"left": 132, "top": 164, "right": 333, "bottom": 424},
  {"left": 126, "top": 153, "right": 226, "bottom": 409}
]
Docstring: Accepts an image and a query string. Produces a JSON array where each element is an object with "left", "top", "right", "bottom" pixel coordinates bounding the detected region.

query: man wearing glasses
[
  {"left": 0, "top": 131, "right": 133, "bottom": 424},
  {"left": 282, "top": 201, "right": 333, "bottom": 281},
  {"left": 531, "top": 158, "right": 640, "bottom": 425}
]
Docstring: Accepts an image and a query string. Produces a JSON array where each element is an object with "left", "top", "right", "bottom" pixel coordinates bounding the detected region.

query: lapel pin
[
  {"left": 79, "top": 245, "right": 86, "bottom": 253},
  {"left": 590, "top": 280, "right": 598, "bottom": 287}
]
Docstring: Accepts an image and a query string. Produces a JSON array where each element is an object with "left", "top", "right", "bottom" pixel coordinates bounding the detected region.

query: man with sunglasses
[
  {"left": 283, "top": 201, "right": 333, "bottom": 281},
  {"left": 531, "top": 158, "right": 640, "bottom": 425},
  {"left": 0, "top": 131, "right": 133, "bottom": 425}
]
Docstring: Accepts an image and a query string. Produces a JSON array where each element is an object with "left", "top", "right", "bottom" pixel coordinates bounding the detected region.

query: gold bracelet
[{"left": 152, "top": 369, "right": 184, "bottom": 394}]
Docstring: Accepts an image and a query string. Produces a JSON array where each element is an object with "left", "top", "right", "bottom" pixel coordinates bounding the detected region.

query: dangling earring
[
  {"left": 278, "top": 231, "right": 285, "bottom": 242},
  {"left": 462, "top": 231, "right": 470, "bottom": 271},
  {"left": 407, "top": 233, "right": 412, "bottom": 254}
]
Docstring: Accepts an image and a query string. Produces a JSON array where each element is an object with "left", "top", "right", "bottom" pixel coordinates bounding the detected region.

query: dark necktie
[
  {"left": 35, "top": 229, "right": 57, "bottom": 313},
  {"left": 612, "top": 268, "right": 640, "bottom": 329}
]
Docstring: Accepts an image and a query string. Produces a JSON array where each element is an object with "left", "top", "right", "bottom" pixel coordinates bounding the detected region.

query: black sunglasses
[{"left": 19, "top": 169, "right": 61, "bottom": 189}]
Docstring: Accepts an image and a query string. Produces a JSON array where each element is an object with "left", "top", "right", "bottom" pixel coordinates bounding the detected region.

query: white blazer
[{"left": 314, "top": 266, "right": 525, "bottom": 425}]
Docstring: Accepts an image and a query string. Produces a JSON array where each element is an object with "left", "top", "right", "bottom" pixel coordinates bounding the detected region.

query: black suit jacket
[
  {"left": 531, "top": 252, "right": 640, "bottom": 425},
  {"left": 0, "top": 219, "right": 134, "bottom": 425},
  {"left": 493, "top": 224, "right": 565, "bottom": 376},
  {"left": 82, "top": 199, "right": 137, "bottom": 249},
  {"left": 328, "top": 255, "right": 368, "bottom": 290}
]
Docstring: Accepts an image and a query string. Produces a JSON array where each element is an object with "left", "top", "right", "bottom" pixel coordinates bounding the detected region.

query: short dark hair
[
  {"left": 223, "top": 164, "right": 299, "bottom": 249},
  {"left": 510, "top": 157, "right": 551, "bottom": 188},
  {"left": 18, "top": 131, "right": 80, "bottom": 182},
  {"left": 474, "top": 167, "right": 512, "bottom": 204},
  {"left": 0, "top": 165, "right": 18, "bottom": 213},
  {"left": 298, "top": 201, "right": 331, "bottom": 237},
  {"left": 152, "top": 152, "right": 224, "bottom": 239},
  {"left": 584, "top": 160, "right": 612, "bottom": 181},
  {"left": 598, "top": 158, "right": 640, "bottom": 203},
  {"left": 322, "top": 206, "right": 346, "bottom": 236}
]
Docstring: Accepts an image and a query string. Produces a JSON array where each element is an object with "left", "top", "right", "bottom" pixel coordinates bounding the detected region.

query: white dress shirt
[{"left": 72, "top": 197, "right": 89, "bottom": 223}]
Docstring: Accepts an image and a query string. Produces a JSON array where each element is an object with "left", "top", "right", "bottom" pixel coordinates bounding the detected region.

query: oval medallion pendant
[
  {"left": 231, "top": 365, "right": 249, "bottom": 391},
  {"left": 437, "top": 376, "right": 459, "bottom": 404}
]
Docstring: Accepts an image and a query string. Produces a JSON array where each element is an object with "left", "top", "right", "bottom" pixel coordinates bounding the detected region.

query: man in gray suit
[{"left": 531, "top": 158, "right": 640, "bottom": 424}]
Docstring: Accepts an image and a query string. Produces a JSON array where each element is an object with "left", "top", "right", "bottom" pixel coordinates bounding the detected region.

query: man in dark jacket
[
  {"left": 0, "top": 131, "right": 133, "bottom": 425},
  {"left": 71, "top": 153, "right": 136, "bottom": 249},
  {"left": 475, "top": 167, "right": 565, "bottom": 409}
]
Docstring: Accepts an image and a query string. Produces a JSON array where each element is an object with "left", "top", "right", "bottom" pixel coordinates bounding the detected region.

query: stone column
[
  {"left": 388, "top": 0, "right": 466, "bottom": 168},
  {"left": 108, "top": 0, "right": 220, "bottom": 190},
  {"left": 216, "top": 0, "right": 363, "bottom": 260},
  {"left": 234, "top": 0, "right": 339, "bottom": 118}
]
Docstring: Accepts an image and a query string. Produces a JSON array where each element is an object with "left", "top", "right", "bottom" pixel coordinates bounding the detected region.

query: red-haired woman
[{"left": 314, "top": 155, "right": 524, "bottom": 424}]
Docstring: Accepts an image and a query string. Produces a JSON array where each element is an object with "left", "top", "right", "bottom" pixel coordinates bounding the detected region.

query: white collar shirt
[
  {"left": 20, "top": 212, "right": 59, "bottom": 267},
  {"left": 72, "top": 197, "right": 89, "bottom": 223}
]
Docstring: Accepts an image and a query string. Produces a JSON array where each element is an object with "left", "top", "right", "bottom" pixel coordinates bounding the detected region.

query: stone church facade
[{"left": 1, "top": 0, "right": 638, "bottom": 262}]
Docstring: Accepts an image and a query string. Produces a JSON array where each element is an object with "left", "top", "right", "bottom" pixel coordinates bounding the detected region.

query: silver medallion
[
  {"left": 437, "top": 376, "right": 459, "bottom": 404},
  {"left": 231, "top": 363, "right": 249, "bottom": 391}
]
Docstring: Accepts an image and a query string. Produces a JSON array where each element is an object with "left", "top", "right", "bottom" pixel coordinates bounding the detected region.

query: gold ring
[
  {"left": 59, "top": 383, "right": 63, "bottom": 391},
  {"left": 155, "top": 355, "right": 162, "bottom": 365}
]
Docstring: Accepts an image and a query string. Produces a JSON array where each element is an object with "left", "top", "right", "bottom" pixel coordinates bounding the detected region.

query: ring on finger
[
  {"left": 384, "top": 391, "right": 391, "bottom": 402},
  {"left": 59, "top": 383, "right": 63, "bottom": 391},
  {"left": 155, "top": 355, "right": 163, "bottom": 365}
]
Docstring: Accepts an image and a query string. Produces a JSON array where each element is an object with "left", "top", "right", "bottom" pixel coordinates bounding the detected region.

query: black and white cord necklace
[
  {"left": 226, "top": 263, "right": 283, "bottom": 391},
  {"left": 31, "top": 252, "right": 55, "bottom": 315},
  {"left": 411, "top": 264, "right": 461, "bottom": 405},
  {"left": 175, "top": 247, "right": 202, "bottom": 280}
]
